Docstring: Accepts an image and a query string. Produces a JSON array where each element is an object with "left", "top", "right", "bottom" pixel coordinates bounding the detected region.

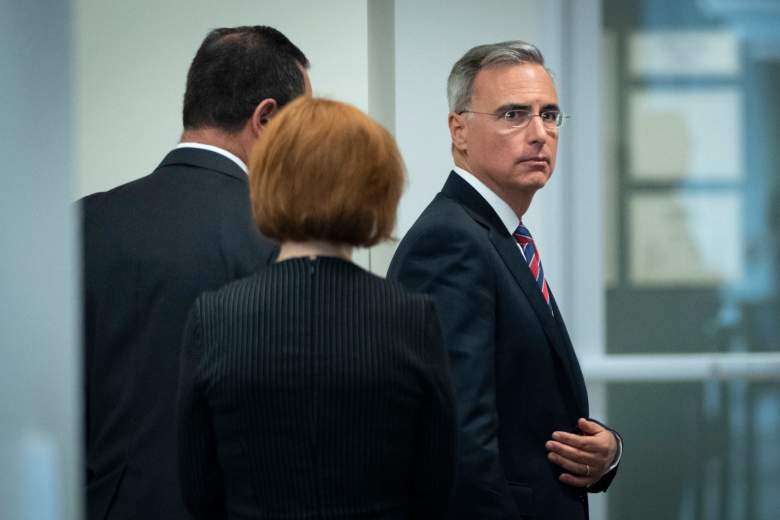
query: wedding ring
[{"left": 585, "top": 464, "right": 591, "bottom": 477}]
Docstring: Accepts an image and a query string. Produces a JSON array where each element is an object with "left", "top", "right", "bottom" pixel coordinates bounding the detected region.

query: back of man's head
[{"left": 183, "top": 26, "right": 309, "bottom": 133}]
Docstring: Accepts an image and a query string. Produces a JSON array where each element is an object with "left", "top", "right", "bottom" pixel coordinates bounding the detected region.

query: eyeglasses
[{"left": 459, "top": 108, "right": 567, "bottom": 129}]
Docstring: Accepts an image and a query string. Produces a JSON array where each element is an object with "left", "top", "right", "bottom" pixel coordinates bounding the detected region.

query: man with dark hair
[
  {"left": 81, "top": 26, "right": 310, "bottom": 520},
  {"left": 389, "top": 40, "right": 620, "bottom": 519}
]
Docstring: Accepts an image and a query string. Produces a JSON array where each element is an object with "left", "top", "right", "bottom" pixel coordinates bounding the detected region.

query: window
[{"left": 596, "top": 1, "right": 780, "bottom": 518}]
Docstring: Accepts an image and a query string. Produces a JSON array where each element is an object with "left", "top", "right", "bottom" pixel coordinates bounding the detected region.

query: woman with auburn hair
[{"left": 176, "top": 97, "right": 457, "bottom": 519}]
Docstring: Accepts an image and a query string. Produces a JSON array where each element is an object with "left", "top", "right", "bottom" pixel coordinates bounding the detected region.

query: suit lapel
[
  {"left": 441, "top": 171, "right": 588, "bottom": 415},
  {"left": 550, "top": 295, "right": 589, "bottom": 413},
  {"left": 489, "top": 229, "right": 588, "bottom": 415}
]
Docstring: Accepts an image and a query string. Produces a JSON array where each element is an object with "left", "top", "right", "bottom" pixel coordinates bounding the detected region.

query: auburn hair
[{"left": 249, "top": 97, "right": 404, "bottom": 247}]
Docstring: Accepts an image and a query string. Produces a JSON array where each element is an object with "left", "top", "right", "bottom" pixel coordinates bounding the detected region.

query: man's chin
[{"left": 516, "top": 168, "right": 551, "bottom": 188}]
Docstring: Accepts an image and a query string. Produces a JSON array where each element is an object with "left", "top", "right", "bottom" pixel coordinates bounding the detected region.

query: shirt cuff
[{"left": 607, "top": 429, "right": 623, "bottom": 472}]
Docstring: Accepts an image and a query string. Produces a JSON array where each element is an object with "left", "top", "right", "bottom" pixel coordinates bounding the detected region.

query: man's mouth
[{"left": 520, "top": 156, "right": 549, "bottom": 165}]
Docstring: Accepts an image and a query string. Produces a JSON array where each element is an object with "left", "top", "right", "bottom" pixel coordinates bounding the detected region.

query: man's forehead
[
  {"left": 472, "top": 63, "right": 558, "bottom": 105},
  {"left": 475, "top": 61, "right": 553, "bottom": 80}
]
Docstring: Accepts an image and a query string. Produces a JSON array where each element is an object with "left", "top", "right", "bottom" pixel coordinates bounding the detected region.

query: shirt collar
[
  {"left": 452, "top": 166, "right": 519, "bottom": 235},
  {"left": 175, "top": 142, "right": 248, "bottom": 174}
]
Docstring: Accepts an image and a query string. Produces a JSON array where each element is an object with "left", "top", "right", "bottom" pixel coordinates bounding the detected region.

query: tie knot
[{"left": 513, "top": 224, "right": 533, "bottom": 242}]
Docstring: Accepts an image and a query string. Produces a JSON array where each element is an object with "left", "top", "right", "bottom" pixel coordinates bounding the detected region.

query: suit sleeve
[
  {"left": 390, "top": 226, "right": 523, "bottom": 518},
  {"left": 410, "top": 299, "right": 458, "bottom": 520},
  {"left": 176, "top": 300, "right": 227, "bottom": 519},
  {"left": 219, "top": 184, "right": 278, "bottom": 277},
  {"left": 589, "top": 456, "right": 619, "bottom": 493}
]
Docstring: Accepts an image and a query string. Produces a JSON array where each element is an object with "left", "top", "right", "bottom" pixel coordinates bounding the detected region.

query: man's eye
[
  {"left": 540, "top": 111, "right": 560, "bottom": 122},
  {"left": 504, "top": 110, "right": 529, "bottom": 121}
]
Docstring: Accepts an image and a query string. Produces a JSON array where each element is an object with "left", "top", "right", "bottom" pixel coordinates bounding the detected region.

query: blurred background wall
[{"left": 1, "top": 1, "right": 80, "bottom": 519}]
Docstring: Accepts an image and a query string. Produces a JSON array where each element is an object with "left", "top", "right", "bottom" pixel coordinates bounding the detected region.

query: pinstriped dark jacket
[{"left": 177, "top": 256, "right": 457, "bottom": 519}]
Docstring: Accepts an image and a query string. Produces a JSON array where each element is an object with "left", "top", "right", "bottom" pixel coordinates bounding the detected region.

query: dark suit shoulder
[
  {"left": 78, "top": 168, "right": 158, "bottom": 207},
  {"left": 78, "top": 183, "right": 131, "bottom": 221},
  {"left": 391, "top": 192, "right": 495, "bottom": 282},
  {"left": 388, "top": 184, "right": 500, "bottom": 330},
  {"left": 79, "top": 149, "right": 246, "bottom": 210},
  {"left": 403, "top": 193, "right": 493, "bottom": 250},
  {"left": 78, "top": 190, "right": 106, "bottom": 208}
]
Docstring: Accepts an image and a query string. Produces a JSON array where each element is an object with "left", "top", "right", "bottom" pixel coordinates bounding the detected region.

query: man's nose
[{"left": 525, "top": 114, "right": 549, "bottom": 143}]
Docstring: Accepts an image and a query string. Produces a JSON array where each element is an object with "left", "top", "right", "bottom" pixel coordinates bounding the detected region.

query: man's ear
[
  {"left": 449, "top": 112, "right": 468, "bottom": 153},
  {"left": 251, "top": 98, "right": 278, "bottom": 136}
]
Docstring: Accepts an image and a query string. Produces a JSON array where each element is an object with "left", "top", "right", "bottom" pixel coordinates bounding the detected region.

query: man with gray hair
[{"left": 389, "top": 41, "right": 621, "bottom": 519}]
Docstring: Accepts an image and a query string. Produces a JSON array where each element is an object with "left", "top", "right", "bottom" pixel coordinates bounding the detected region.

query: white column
[{"left": 559, "top": 1, "right": 608, "bottom": 518}]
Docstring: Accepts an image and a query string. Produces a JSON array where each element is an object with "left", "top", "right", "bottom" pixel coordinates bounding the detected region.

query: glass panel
[
  {"left": 601, "top": 2, "right": 780, "bottom": 519},
  {"left": 607, "top": 382, "right": 780, "bottom": 520},
  {"left": 602, "top": 0, "right": 780, "bottom": 355}
]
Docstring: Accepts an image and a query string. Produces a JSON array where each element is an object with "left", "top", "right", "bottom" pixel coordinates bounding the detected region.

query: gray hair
[{"left": 447, "top": 40, "right": 546, "bottom": 113}]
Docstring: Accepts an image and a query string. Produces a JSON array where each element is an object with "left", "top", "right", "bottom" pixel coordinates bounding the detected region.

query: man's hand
[{"left": 545, "top": 418, "right": 618, "bottom": 488}]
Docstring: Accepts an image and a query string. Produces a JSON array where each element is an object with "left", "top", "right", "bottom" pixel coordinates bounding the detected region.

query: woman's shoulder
[
  {"left": 194, "top": 269, "right": 270, "bottom": 315},
  {"left": 195, "top": 257, "right": 436, "bottom": 317},
  {"left": 354, "top": 273, "right": 438, "bottom": 332},
  {"left": 370, "top": 274, "right": 433, "bottom": 306}
]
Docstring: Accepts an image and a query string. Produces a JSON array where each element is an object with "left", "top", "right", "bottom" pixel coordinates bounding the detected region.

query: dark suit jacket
[
  {"left": 81, "top": 147, "right": 277, "bottom": 520},
  {"left": 177, "top": 256, "right": 457, "bottom": 519},
  {"left": 388, "top": 172, "right": 617, "bottom": 520}
]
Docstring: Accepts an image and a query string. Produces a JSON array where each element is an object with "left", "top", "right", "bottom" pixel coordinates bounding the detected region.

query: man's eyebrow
[
  {"left": 494, "top": 103, "right": 561, "bottom": 113},
  {"left": 495, "top": 103, "right": 531, "bottom": 113}
]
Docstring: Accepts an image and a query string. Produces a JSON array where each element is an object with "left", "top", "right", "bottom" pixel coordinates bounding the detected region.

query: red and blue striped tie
[{"left": 513, "top": 223, "right": 552, "bottom": 312}]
